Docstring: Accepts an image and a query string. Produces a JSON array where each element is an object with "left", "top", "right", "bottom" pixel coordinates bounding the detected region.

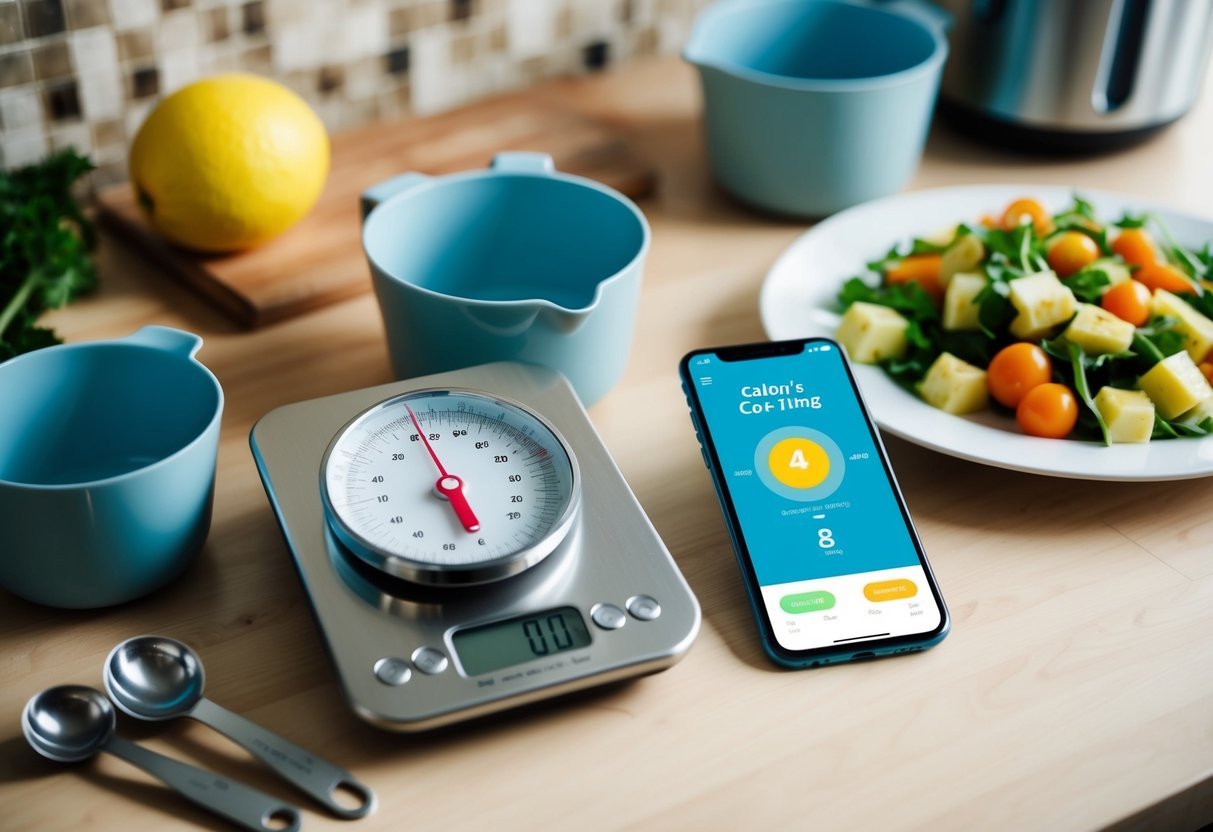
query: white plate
[{"left": 760, "top": 184, "right": 1213, "bottom": 481}]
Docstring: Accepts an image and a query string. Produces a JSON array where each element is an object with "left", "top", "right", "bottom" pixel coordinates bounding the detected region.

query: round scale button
[
  {"left": 412, "top": 646, "right": 449, "bottom": 675},
  {"left": 373, "top": 657, "right": 412, "bottom": 686},
  {"left": 626, "top": 595, "right": 661, "bottom": 621},
  {"left": 591, "top": 603, "right": 627, "bottom": 630}
]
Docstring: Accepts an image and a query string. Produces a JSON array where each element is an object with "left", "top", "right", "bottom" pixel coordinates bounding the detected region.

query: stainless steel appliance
[{"left": 936, "top": 0, "right": 1213, "bottom": 152}]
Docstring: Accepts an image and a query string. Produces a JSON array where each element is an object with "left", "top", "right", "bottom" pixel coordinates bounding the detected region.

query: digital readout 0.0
[{"left": 452, "top": 606, "right": 592, "bottom": 676}]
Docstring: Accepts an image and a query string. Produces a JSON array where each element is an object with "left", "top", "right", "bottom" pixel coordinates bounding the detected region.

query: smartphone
[{"left": 679, "top": 337, "right": 949, "bottom": 668}]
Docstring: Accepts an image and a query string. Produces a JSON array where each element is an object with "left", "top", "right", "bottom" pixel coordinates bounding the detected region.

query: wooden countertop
[{"left": 4, "top": 57, "right": 1212, "bottom": 832}]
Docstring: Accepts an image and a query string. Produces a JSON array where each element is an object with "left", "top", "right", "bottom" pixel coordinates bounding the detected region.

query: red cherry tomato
[
  {"left": 1047, "top": 231, "right": 1100, "bottom": 277},
  {"left": 1016, "top": 383, "right": 1079, "bottom": 439},
  {"left": 1100, "top": 279, "right": 1152, "bottom": 326},
  {"left": 986, "top": 343, "right": 1053, "bottom": 408}
]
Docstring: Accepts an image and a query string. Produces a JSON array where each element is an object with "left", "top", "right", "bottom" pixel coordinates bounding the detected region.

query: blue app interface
[{"left": 691, "top": 344, "right": 941, "bottom": 651}]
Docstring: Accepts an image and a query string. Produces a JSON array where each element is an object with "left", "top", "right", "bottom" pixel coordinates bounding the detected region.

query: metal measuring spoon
[
  {"left": 104, "top": 636, "right": 375, "bottom": 819},
  {"left": 23, "top": 685, "right": 301, "bottom": 832}
]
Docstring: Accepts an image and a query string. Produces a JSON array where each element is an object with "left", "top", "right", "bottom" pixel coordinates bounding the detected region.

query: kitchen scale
[{"left": 250, "top": 362, "right": 700, "bottom": 731}]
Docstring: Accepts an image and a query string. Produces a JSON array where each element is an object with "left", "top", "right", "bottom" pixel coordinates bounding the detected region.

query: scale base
[{"left": 250, "top": 362, "right": 700, "bottom": 731}]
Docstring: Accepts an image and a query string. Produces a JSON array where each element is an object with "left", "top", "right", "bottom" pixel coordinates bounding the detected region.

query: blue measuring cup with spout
[{"left": 360, "top": 153, "right": 650, "bottom": 405}]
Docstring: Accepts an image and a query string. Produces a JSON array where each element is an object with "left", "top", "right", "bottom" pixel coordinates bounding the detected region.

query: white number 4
[{"left": 789, "top": 449, "right": 809, "bottom": 470}]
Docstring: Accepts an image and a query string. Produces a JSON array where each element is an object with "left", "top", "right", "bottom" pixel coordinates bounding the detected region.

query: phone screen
[{"left": 684, "top": 339, "right": 945, "bottom": 656}]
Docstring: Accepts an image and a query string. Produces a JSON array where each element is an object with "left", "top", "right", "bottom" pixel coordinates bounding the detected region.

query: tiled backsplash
[{"left": 0, "top": 0, "right": 709, "bottom": 185}]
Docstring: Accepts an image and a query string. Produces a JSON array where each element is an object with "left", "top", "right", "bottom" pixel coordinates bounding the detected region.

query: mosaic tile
[
  {"left": 77, "top": 63, "right": 121, "bottom": 117},
  {"left": 0, "top": 49, "right": 33, "bottom": 86},
  {"left": 69, "top": 26, "right": 118, "bottom": 73},
  {"left": 4, "top": 127, "right": 48, "bottom": 166},
  {"left": 2, "top": 0, "right": 704, "bottom": 175},
  {"left": 0, "top": 85, "right": 41, "bottom": 129},
  {"left": 44, "top": 78, "right": 80, "bottom": 119},
  {"left": 241, "top": 0, "right": 263, "bottom": 34},
  {"left": 65, "top": 0, "right": 109, "bottom": 28},
  {"left": 49, "top": 119, "right": 89, "bottom": 150},
  {"left": 129, "top": 63, "right": 156, "bottom": 97},
  {"left": 32, "top": 38, "right": 71, "bottom": 78},
  {"left": 108, "top": 0, "right": 157, "bottom": 29},
  {"left": 202, "top": 6, "right": 226, "bottom": 40},
  {"left": 154, "top": 8, "right": 198, "bottom": 51},
  {"left": 22, "top": 0, "right": 66, "bottom": 37},
  {"left": 0, "top": 2, "right": 23, "bottom": 44}
]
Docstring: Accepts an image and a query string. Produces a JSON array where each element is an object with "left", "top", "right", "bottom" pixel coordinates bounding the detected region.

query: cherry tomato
[
  {"left": 1100, "top": 279, "right": 1152, "bottom": 326},
  {"left": 1016, "top": 383, "right": 1079, "bottom": 439},
  {"left": 1135, "top": 262, "right": 1195, "bottom": 294},
  {"left": 1001, "top": 198, "right": 1053, "bottom": 235},
  {"left": 885, "top": 254, "right": 943, "bottom": 304},
  {"left": 1111, "top": 227, "right": 1156, "bottom": 267},
  {"left": 987, "top": 343, "right": 1053, "bottom": 408},
  {"left": 1046, "top": 231, "right": 1101, "bottom": 277},
  {"left": 1200, "top": 362, "right": 1213, "bottom": 386}
]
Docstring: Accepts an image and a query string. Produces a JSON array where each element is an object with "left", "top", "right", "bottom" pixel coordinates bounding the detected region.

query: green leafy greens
[{"left": 0, "top": 149, "right": 97, "bottom": 361}]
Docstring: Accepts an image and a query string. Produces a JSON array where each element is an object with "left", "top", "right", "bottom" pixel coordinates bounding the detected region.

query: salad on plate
[{"left": 834, "top": 195, "right": 1213, "bottom": 445}]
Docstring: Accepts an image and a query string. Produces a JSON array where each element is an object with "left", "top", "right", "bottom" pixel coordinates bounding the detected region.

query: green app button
[{"left": 779, "top": 591, "right": 836, "bottom": 614}]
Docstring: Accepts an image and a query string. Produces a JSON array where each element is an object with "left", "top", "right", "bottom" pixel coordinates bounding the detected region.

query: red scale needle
[{"left": 404, "top": 403, "right": 481, "bottom": 533}]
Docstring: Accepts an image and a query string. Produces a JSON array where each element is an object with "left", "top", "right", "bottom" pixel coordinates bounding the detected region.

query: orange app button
[{"left": 863, "top": 579, "right": 917, "bottom": 602}]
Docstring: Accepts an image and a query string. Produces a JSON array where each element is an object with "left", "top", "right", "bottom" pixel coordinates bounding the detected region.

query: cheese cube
[
  {"left": 1063, "top": 303, "right": 1135, "bottom": 355},
  {"left": 1151, "top": 289, "right": 1213, "bottom": 361},
  {"left": 836, "top": 302, "right": 908, "bottom": 364},
  {"left": 942, "top": 272, "right": 986, "bottom": 331},
  {"left": 1137, "top": 351, "right": 1213, "bottom": 419},
  {"left": 919, "top": 352, "right": 988, "bottom": 414},
  {"left": 1179, "top": 396, "right": 1213, "bottom": 429},
  {"left": 1008, "top": 271, "right": 1077, "bottom": 340},
  {"left": 1085, "top": 257, "right": 1131, "bottom": 291},
  {"left": 940, "top": 234, "right": 985, "bottom": 287},
  {"left": 1093, "top": 387, "right": 1154, "bottom": 444}
]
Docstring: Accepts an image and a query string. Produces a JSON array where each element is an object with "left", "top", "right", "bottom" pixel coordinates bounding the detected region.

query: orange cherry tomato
[
  {"left": 1016, "top": 382, "right": 1079, "bottom": 439},
  {"left": 1001, "top": 198, "right": 1053, "bottom": 235},
  {"left": 885, "top": 254, "right": 943, "bottom": 304},
  {"left": 1135, "top": 262, "right": 1195, "bottom": 294},
  {"left": 1200, "top": 362, "right": 1213, "bottom": 386},
  {"left": 1046, "top": 231, "right": 1101, "bottom": 277},
  {"left": 1100, "top": 279, "right": 1152, "bottom": 326},
  {"left": 986, "top": 343, "right": 1053, "bottom": 408},
  {"left": 1110, "top": 227, "right": 1157, "bottom": 267}
]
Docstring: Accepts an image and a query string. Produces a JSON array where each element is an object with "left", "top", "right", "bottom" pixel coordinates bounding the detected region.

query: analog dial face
[{"left": 322, "top": 390, "right": 579, "bottom": 584}]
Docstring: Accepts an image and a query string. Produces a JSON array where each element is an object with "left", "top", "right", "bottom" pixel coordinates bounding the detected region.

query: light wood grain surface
[{"left": 3, "top": 57, "right": 1213, "bottom": 832}]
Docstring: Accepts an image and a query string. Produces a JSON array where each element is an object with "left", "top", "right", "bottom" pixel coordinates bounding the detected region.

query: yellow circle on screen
[{"left": 767, "top": 437, "right": 831, "bottom": 489}]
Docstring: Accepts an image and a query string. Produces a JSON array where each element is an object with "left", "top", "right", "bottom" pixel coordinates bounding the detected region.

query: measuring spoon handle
[
  {"left": 190, "top": 698, "right": 376, "bottom": 819},
  {"left": 104, "top": 735, "right": 301, "bottom": 832}
]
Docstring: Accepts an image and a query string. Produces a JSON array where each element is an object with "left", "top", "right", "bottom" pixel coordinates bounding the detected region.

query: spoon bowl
[
  {"left": 22, "top": 682, "right": 302, "bottom": 831},
  {"left": 104, "top": 634, "right": 377, "bottom": 818},
  {"left": 105, "top": 635, "right": 205, "bottom": 720},
  {"left": 23, "top": 685, "right": 116, "bottom": 763}
]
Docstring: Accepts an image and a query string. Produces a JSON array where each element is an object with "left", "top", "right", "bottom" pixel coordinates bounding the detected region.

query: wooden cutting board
[{"left": 96, "top": 91, "right": 657, "bottom": 327}]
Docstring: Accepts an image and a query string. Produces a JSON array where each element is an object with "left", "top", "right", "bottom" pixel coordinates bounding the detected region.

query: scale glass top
[{"left": 250, "top": 362, "right": 700, "bottom": 731}]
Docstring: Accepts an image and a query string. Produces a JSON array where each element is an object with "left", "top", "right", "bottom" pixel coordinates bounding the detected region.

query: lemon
[{"left": 129, "top": 74, "right": 330, "bottom": 253}]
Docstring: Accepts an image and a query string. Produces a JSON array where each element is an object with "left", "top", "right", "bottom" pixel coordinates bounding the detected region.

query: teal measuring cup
[
  {"left": 360, "top": 152, "right": 650, "bottom": 405},
  {"left": 0, "top": 326, "right": 223, "bottom": 608},
  {"left": 684, "top": 0, "right": 950, "bottom": 217}
]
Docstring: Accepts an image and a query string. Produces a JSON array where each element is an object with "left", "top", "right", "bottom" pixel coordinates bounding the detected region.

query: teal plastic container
[
  {"left": 684, "top": 0, "right": 950, "bottom": 217},
  {"left": 0, "top": 327, "right": 223, "bottom": 608},
  {"left": 360, "top": 152, "right": 650, "bottom": 405}
]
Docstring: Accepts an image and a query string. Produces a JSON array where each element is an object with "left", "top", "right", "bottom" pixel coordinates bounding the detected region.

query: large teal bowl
[
  {"left": 685, "top": 0, "right": 950, "bottom": 217},
  {"left": 0, "top": 327, "right": 223, "bottom": 608}
]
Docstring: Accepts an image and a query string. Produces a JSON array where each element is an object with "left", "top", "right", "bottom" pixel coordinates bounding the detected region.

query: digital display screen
[
  {"left": 687, "top": 342, "right": 943, "bottom": 652},
  {"left": 453, "top": 606, "right": 591, "bottom": 676}
]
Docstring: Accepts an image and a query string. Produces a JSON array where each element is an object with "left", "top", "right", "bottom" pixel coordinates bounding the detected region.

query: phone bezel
[{"left": 679, "top": 336, "right": 950, "bottom": 667}]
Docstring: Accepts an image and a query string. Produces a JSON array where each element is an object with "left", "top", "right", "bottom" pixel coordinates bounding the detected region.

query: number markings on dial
[{"left": 325, "top": 398, "right": 574, "bottom": 569}]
